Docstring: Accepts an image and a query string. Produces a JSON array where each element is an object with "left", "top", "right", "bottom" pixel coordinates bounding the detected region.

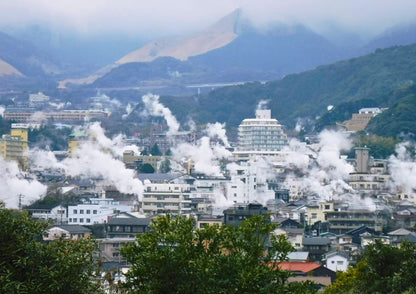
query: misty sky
[{"left": 1, "top": 0, "right": 416, "bottom": 38}]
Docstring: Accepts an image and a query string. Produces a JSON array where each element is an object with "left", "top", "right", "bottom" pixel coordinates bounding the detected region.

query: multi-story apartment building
[
  {"left": 234, "top": 109, "right": 288, "bottom": 161},
  {"left": 68, "top": 198, "right": 133, "bottom": 225},
  {"left": 0, "top": 127, "right": 28, "bottom": 168},
  {"left": 142, "top": 183, "right": 192, "bottom": 216}
]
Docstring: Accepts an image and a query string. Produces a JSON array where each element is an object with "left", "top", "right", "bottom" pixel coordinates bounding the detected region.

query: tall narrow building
[{"left": 234, "top": 109, "right": 288, "bottom": 160}]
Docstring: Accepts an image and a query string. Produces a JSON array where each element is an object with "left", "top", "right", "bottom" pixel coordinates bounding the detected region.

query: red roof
[{"left": 277, "top": 262, "right": 322, "bottom": 273}]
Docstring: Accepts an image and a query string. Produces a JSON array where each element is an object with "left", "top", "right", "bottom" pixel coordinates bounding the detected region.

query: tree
[
  {"left": 325, "top": 240, "right": 416, "bottom": 294},
  {"left": 121, "top": 214, "right": 316, "bottom": 294},
  {"left": 139, "top": 163, "right": 155, "bottom": 173},
  {"left": 159, "top": 158, "right": 171, "bottom": 173},
  {"left": 0, "top": 203, "right": 102, "bottom": 293},
  {"left": 150, "top": 143, "right": 162, "bottom": 156}
]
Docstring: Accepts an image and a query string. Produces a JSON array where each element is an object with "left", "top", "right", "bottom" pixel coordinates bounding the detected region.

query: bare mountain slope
[{"left": 117, "top": 9, "right": 240, "bottom": 64}]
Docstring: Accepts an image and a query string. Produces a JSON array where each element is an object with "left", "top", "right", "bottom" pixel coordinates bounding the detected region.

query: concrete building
[
  {"left": 68, "top": 198, "right": 133, "bottom": 225},
  {"left": 234, "top": 109, "right": 288, "bottom": 161},
  {"left": 0, "top": 127, "right": 28, "bottom": 168},
  {"left": 142, "top": 183, "right": 192, "bottom": 216},
  {"left": 339, "top": 108, "right": 382, "bottom": 132},
  {"left": 223, "top": 203, "right": 268, "bottom": 226}
]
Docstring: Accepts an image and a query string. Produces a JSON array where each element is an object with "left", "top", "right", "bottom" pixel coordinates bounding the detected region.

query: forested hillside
[{"left": 161, "top": 44, "right": 416, "bottom": 133}]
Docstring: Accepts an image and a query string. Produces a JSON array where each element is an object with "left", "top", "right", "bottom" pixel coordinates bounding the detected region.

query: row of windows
[
  {"left": 69, "top": 218, "right": 91, "bottom": 223},
  {"left": 72, "top": 209, "right": 98, "bottom": 214}
]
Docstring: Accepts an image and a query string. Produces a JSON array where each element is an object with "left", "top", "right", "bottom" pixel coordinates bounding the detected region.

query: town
[{"left": 1, "top": 90, "right": 415, "bottom": 291}]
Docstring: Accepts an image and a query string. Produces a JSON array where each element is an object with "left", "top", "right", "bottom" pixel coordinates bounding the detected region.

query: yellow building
[
  {"left": 306, "top": 201, "right": 335, "bottom": 225},
  {"left": 68, "top": 129, "right": 89, "bottom": 154},
  {"left": 0, "top": 128, "right": 28, "bottom": 169}
]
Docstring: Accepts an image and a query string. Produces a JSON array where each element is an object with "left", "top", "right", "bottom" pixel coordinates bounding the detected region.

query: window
[
  {"left": 73, "top": 218, "right": 77, "bottom": 222},
  {"left": 80, "top": 210, "right": 84, "bottom": 214},
  {"left": 93, "top": 210, "right": 97, "bottom": 214},
  {"left": 86, "top": 210, "right": 90, "bottom": 214},
  {"left": 73, "top": 209, "right": 77, "bottom": 214},
  {"left": 69, "top": 218, "right": 72, "bottom": 222},
  {"left": 325, "top": 205, "right": 330, "bottom": 209},
  {"left": 79, "top": 218, "right": 84, "bottom": 223},
  {"left": 86, "top": 219, "right": 91, "bottom": 223},
  {"left": 337, "top": 261, "right": 344, "bottom": 265}
]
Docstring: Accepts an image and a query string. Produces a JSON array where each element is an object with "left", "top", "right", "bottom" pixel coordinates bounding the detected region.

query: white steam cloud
[
  {"left": 256, "top": 100, "right": 269, "bottom": 111},
  {"left": 0, "top": 157, "right": 46, "bottom": 208},
  {"left": 142, "top": 93, "right": 180, "bottom": 136},
  {"left": 205, "top": 122, "right": 230, "bottom": 147},
  {"left": 388, "top": 142, "right": 416, "bottom": 195},
  {"left": 30, "top": 122, "right": 143, "bottom": 198},
  {"left": 0, "top": 105, "right": 5, "bottom": 117},
  {"left": 282, "top": 130, "right": 355, "bottom": 201}
]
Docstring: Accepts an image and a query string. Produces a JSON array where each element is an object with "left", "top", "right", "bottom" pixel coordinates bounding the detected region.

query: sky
[{"left": 0, "top": 0, "right": 416, "bottom": 38}]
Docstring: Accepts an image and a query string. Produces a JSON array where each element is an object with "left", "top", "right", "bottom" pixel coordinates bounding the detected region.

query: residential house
[
  {"left": 106, "top": 212, "right": 151, "bottom": 238},
  {"left": 302, "top": 237, "right": 332, "bottom": 262},
  {"left": 44, "top": 225, "right": 91, "bottom": 241}
]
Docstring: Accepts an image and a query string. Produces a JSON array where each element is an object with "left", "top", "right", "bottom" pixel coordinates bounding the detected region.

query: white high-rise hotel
[{"left": 234, "top": 109, "right": 288, "bottom": 160}]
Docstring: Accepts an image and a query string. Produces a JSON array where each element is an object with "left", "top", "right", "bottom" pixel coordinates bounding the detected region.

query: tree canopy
[
  {"left": 121, "top": 214, "right": 315, "bottom": 294},
  {"left": 325, "top": 240, "right": 416, "bottom": 294},
  {"left": 0, "top": 203, "right": 101, "bottom": 293}
]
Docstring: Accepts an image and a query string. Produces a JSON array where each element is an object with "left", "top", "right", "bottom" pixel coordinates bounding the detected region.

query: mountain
[
  {"left": 364, "top": 23, "right": 416, "bottom": 52},
  {"left": 189, "top": 24, "right": 341, "bottom": 74},
  {"left": 0, "top": 58, "right": 23, "bottom": 77},
  {"left": 67, "top": 10, "right": 347, "bottom": 89},
  {"left": 117, "top": 9, "right": 241, "bottom": 64},
  {"left": 157, "top": 43, "right": 416, "bottom": 136},
  {"left": 0, "top": 31, "right": 60, "bottom": 77}
]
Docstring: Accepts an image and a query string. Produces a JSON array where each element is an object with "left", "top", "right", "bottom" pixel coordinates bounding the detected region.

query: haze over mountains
[{"left": 1, "top": 8, "right": 416, "bottom": 97}]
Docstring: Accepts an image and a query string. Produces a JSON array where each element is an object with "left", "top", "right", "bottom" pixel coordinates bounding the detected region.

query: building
[
  {"left": 44, "top": 225, "right": 91, "bottom": 241},
  {"left": 142, "top": 183, "right": 192, "bottom": 216},
  {"left": 302, "top": 237, "right": 333, "bottom": 262},
  {"left": 324, "top": 251, "right": 349, "bottom": 272},
  {"left": 0, "top": 127, "right": 28, "bottom": 168},
  {"left": 223, "top": 203, "right": 268, "bottom": 226},
  {"left": 68, "top": 198, "right": 133, "bottom": 225},
  {"left": 326, "top": 210, "right": 384, "bottom": 234},
  {"left": 196, "top": 215, "right": 223, "bottom": 229},
  {"left": 106, "top": 212, "right": 151, "bottom": 238},
  {"left": 233, "top": 109, "right": 288, "bottom": 161},
  {"left": 27, "top": 204, "right": 67, "bottom": 224},
  {"left": 339, "top": 108, "right": 382, "bottom": 132}
]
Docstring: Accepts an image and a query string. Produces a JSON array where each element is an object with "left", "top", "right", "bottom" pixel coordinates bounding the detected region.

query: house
[
  {"left": 277, "top": 261, "right": 336, "bottom": 289},
  {"left": 287, "top": 251, "right": 310, "bottom": 262},
  {"left": 302, "top": 237, "right": 332, "bottom": 262},
  {"left": 388, "top": 228, "right": 416, "bottom": 247},
  {"left": 275, "top": 227, "right": 304, "bottom": 250},
  {"left": 44, "top": 225, "right": 91, "bottom": 241},
  {"left": 106, "top": 212, "right": 151, "bottom": 238},
  {"left": 26, "top": 204, "right": 67, "bottom": 224},
  {"left": 97, "top": 238, "right": 132, "bottom": 263},
  {"left": 324, "top": 251, "right": 349, "bottom": 272},
  {"left": 196, "top": 215, "right": 223, "bottom": 229}
]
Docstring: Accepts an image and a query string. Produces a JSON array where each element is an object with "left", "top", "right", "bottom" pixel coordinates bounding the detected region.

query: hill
[
  {"left": 158, "top": 43, "right": 416, "bottom": 134},
  {"left": 0, "top": 31, "right": 60, "bottom": 77}
]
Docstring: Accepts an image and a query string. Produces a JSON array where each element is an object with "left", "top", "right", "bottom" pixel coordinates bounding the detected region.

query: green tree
[
  {"left": 139, "top": 163, "right": 155, "bottom": 173},
  {"left": 159, "top": 158, "right": 171, "bottom": 173},
  {"left": 121, "top": 214, "right": 316, "bottom": 294},
  {"left": 0, "top": 203, "right": 102, "bottom": 293},
  {"left": 325, "top": 240, "right": 416, "bottom": 294},
  {"left": 150, "top": 143, "right": 162, "bottom": 156}
]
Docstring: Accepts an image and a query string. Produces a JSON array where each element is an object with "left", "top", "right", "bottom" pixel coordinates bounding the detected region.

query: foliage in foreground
[
  {"left": 325, "top": 240, "right": 416, "bottom": 294},
  {"left": 121, "top": 214, "right": 316, "bottom": 294},
  {"left": 0, "top": 203, "right": 101, "bottom": 294}
]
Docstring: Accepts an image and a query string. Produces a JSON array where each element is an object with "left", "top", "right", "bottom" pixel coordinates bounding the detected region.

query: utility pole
[{"left": 18, "top": 194, "right": 24, "bottom": 210}]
